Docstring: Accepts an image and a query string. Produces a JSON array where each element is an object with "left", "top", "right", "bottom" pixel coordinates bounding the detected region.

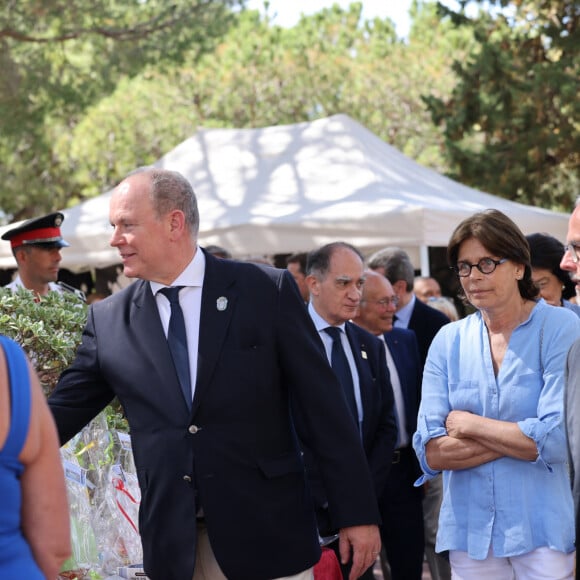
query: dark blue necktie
[
  {"left": 324, "top": 326, "right": 358, "bottom": 422},
  {"left": 159, "top": 286, "right": 192, "bottom": 410}
]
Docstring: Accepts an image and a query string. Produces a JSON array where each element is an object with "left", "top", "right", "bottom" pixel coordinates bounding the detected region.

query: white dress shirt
[
  {"left": 307, "top": 303, "right": 363, "bottom": 430},
  {"left": 378, "top": 334, "right": 409, "bottom": 449},
  {"left": 393, "top": 292, "right": 415, "bottom": 329},
  {"left": 150, "top": 249, "right": 205, "bottom": 402}
]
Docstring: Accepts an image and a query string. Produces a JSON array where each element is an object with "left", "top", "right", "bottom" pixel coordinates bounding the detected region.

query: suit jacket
[
  {"left": 48, "top": 252, "right": 380, "bottom": 580},
  {"left": 408, "top": 297, "right": 451, "bottom": 365},
  {"left": 303, "top": 320, "right": 397, "bottom": 534},
  {"left": 566, "top": 338, "right": 580, "bottom": 515},
  {"left": 344, "top": 322, "right": 397, "bottom": 493},
  {"left": 384, "top": 327, "right": 422, "bottom": 445}
]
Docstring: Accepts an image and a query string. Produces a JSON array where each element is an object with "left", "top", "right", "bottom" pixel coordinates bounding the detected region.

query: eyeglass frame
[
  {"left": 361, "top": 296, "right": 399, "bottom": 308},
  {"left": 451, "top": 257, "right": 508, "bottom": 278},
  {"left": 564, "top": 242, "right": 580, "bottom": 264}
]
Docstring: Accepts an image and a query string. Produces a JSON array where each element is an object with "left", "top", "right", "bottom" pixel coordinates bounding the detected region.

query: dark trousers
[{"left": 379, "top": 446, "right": 425, "bottom": 580}]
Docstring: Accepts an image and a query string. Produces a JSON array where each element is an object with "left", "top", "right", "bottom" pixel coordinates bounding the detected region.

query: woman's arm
[
  {"left": 425, "top": 434, "right": 503, "bottom": 471},
  {"left": 445, "top": 410, "right": 538, "bottom": 461},
  {"left": 20, "top": 362, "right": 71, "bottom": 578}
]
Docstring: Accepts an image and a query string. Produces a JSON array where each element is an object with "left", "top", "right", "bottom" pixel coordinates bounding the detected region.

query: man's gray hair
[
  {"left": 366, "top": 247, "right": 414, "bottom": 291},
  {"left": 307, "top": 242, "right": 363, "bottom": 278},
  {"left": 140, "top": 168, "right": 200, "bottom": 237}
]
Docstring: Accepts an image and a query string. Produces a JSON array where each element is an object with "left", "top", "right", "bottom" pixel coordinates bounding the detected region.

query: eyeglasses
[
  {"left": 362, "top": 296, "right": 399, "bottom": 308},
  {"left": 564, "top": 242, "right": 580, "bottom": 264},
  {"left": 452, "top": 257, "right": 507, "bottom": 277}
]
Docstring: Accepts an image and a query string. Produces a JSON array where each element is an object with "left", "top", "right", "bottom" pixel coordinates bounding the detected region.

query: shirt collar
[
  {"left": 395, "top": 293, "right": 415, "bottom": 327},
  {"left": 308, "top": 302, "right": 347, "bottom": 333},
  {"left": 150, "top": 248, "right": 205, "bottom": 295}
]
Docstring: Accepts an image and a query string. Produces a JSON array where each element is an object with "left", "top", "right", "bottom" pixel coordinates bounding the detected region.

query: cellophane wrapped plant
[{"left": 0, "top": 288, "right": 139, "bottom": 579}]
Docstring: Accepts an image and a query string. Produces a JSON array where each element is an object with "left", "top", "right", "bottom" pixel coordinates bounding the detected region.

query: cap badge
[{"left": 216, "top": 296, "right": 228, "bottom": 311}]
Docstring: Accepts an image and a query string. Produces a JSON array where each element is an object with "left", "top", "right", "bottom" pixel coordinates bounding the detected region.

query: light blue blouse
[{"left": 413, "top": 299, "right": 580, "bottom": 559}]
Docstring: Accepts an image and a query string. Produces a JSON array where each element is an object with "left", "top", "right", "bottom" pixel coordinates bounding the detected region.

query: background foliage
[
  {"left": 0, "top": 0, "right": 578, "bottom": 221},
  {"left": 0, "top": 288, "right": 86, "bottom": 394},
  {"left": 425, "top": 0, "right": 579, "bottom": 211},
  {"left": 0, "top": 289, "right": 127, "bottom": 430}
]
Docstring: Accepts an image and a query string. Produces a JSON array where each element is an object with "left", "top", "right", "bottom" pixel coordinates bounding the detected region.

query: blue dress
[{"left": 0, "top": 336, "right": 44, "bottom": 579}]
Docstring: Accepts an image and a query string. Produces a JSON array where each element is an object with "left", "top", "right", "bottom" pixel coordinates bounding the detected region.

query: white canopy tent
[{"left": 0, "top": 114, "right": 570, "bottom": 274}]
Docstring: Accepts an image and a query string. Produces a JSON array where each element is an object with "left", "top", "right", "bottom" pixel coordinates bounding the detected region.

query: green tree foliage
[
  {"left": 0, "top": 0, "right": 241, "bottom": 220},
  {"left": 424, "top": 0, "right": 579, "bottom": 210},
  {"left": 15, "top": 1, "right": 552, "bottom": 220},
  {"left": 61, "top": 1, "right": 470, "bottom": 196}
]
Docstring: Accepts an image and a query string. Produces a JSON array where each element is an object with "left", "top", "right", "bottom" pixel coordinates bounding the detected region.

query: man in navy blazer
[
  {"left": 304, "top": 243, "right": 397, "bottom": 579},
  {"left": 353, "top": 271, "right": 424, "bottom": 580},
  {"left": 48, "top": 169, "right": 381, "bottom": 580}
]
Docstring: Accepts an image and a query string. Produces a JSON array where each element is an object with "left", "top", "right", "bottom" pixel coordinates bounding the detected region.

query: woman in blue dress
[
  {"left": 0, "top": 336, "right": 70, "bottom": 578},
  {"left": 414, "top": 210, "right": 580, "bottom": 579}
]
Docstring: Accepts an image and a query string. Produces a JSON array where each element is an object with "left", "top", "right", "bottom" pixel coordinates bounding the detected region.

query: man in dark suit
[
  {"left": 566, "top": 338, "right": 580, "bottom": 580},
  {"left": 367, "top": 248, "right": 449, "bottom": 365},
  {"left": 286, "top": 252, "right": 310, "bottom": 303},
  {"left": 560, "top": 199, "right": 580, "bottom": 580},
  {"left": 353, "top": 270, "right": 424, "bottom": 580},
  {"left": 48, "top": 169, "right": 381, "bottom": 580},
  {"left": 367, "top": 247, "right": 451, "bottom": 580},
  {"left": 305, "top": 242, "right": 397, "bottom": 580}
]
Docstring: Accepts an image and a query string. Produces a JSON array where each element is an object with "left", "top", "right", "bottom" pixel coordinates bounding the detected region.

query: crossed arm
[{"left": 425, "top": 410, "right": 539, "bottom": 471}]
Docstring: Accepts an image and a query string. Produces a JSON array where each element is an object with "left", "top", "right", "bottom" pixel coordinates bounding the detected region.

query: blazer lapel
[
  {"left": 130, "top": 280, "right": 170, "bottom": 362},
  {"left": 129, "top": 281, "right": 193, "bottom": 412},
  {"left": 193, "top": 255, "right": 237, "bottom": 413},
  {"left": 345, "top": 324, "right": 373, "bottom": 436},
  {"left": 385, "top": 331, "right": 414, "bottom": 426}
]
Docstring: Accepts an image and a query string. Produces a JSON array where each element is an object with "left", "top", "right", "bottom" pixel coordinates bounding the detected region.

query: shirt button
[
  {"left": 183, "top": 475, "right": 192, "bottom": 483},
  {"left": 188, "top": 425, "right": 200, "bottom": 434}
]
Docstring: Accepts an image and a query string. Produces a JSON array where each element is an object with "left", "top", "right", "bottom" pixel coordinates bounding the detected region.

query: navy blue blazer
[
  {"left": 408, "top": 297, "right": 450, "bottom": 365},
  {"left": 49, "top": 252, "right": 380, "bottom": 580},
  {"left": 301, "top": 320, "right": 397, "bottom": 535},
  {"left": 345, "top": 321, "right": 397, "bottom": 492},
  {"left": 384, "top": 327, "right": 422, "bottom": 444}
]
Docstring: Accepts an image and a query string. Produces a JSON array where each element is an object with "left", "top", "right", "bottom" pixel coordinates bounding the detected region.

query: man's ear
[
  {"left": 14, "top": 247, "right": 27, "bottom": 264},
  {"left": 167, "top": 210, "right": 186, "bottom": 239},
  {"left": 305, "top": 274, "right": 319, "bottom": 296},
  {"left": 392, "top": 279, "right": 407, "bottom": 295}
]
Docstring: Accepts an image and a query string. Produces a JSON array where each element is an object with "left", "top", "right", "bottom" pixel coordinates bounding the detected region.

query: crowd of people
[{"left": 1, "top": 167, "right": 580, "bottom": 580}]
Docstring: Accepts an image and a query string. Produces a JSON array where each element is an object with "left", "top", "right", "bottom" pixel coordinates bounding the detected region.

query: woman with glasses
[
  {"left": 526, "top": 233, "right": 580, "bottom": 317},
  {"left": 413, "top": 209, "right": 580, "bottom": 580}
]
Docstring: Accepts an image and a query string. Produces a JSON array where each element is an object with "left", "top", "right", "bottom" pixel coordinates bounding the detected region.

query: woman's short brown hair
[{"left": 447, "top": 209, "right": 538, "bottom": 301}]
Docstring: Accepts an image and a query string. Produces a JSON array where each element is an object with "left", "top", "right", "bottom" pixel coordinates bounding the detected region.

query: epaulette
[{"left": 56, "top": 281, "right": 87, "bottom": 303}]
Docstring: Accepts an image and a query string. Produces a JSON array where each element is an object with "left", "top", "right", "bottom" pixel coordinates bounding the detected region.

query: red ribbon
[{"left": 113, "top": 477, "right": 139, "bottom": 534}]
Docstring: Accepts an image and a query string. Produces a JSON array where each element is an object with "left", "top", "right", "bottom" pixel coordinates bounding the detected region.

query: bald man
[{"left": 353, "top": 271, "right": 424, "bottom": 580}]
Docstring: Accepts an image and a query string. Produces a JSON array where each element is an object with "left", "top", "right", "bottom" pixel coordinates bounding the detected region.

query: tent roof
[{"left": 0, "top": 114, "right": 569, "bottom": 272}]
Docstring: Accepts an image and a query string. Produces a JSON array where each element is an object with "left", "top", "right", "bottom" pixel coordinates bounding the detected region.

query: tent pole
[{"left": 420, "top": 245, "right": 430, "bottom": 276}]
